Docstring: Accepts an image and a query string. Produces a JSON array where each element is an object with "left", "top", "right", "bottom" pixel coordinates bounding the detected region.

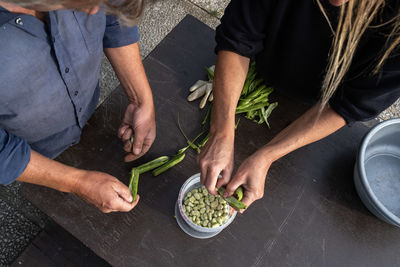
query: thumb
[
  {"left": 132, "top": 127, "right": 146, "bottom": 156},
  {"left": 114, "top": 182, "right": 133, "bottom": 203},
  {"left": 224, "top": 175, "right": 243, "bottom": 197},
  {"left": 239, "top": 194, "right": 255, "bottom": 213},
  {"left": 216, "top": 166, "right": 233, "bottom": 189}
]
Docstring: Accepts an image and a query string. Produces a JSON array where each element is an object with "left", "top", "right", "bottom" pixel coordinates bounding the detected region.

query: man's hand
[
  {"left": 118, "top": 102, "right": 156, "bottom": 162},
  {"left": 197, "top": 130, "right": 235, "bottom": 195},
  {"left": 223, "top": 151, "right": 272, "bottom": 211},
  {"left": 18, "top": 151, "right": 139, "bottom": 213},
  {"left": 104, "top": 43, "right": 156, "bottom": 163},
  {"left": 73, "top": 170, "right": 139, "bottom": 213}
]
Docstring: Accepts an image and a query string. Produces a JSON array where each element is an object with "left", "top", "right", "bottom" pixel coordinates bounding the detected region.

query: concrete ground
[{"left": 0, "top": 0, "right": 398, "bottom": 265}]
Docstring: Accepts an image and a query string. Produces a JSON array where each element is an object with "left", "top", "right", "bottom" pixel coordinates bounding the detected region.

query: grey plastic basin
[{"left": 354, "top": 118, "right": 400, "bottom": 227}]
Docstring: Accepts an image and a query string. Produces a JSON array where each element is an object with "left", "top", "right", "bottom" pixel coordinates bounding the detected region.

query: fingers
[
  {"left": 103, "top": 195, "right": 140, "bottom": 213},
  {"left": 199, "top": 160, "right": 207, "bottom": 185},
  {"left": 124, "top": 153, "right": 140, "bottom": 162},
  {"left": 204, "top": 166, "right": 221, "bottom": 195},
  {"left": 114, "top": 181, "right": 133, "bottom": 203},
  {"left": 216, "top": 167, "right": 233, "bottom": 189},
  {"left": 122, "top": 127, "right": 133, "bottom": 142},
  {"left": 124, "top": 130, "right": 155, "bottom": 162},
  {"left": 132, "top": 128, "right": 146, "bottom": 156},
  {"left": 240, "top": 195, "right": 255, "bottom": 212},
  {"left": 225, "top": 174, "right": 245, "bottom": 197},
  {"left": 140, "top": 136, "right": 154, "bottom": 156},
  {"left": 123, "top": 140, "right": 133, "bottom": 153},
  {"left": 122, "top": 127, "right": 155, "bottom": 155},
  {"left": 104, "top": 182, "right": 140, "bottom": 212},
  {"left": 118, "top": 125, "right": 130, "bottom": 139}
]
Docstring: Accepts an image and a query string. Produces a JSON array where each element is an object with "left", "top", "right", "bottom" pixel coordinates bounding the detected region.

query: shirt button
[
  {"left": 74, "top": 91, "right": 78, "bottom": 96},
  {"left": 15, "top": 17, "right": 23, "bottom": 25},
  {"left": 52, "top": 37, "right": 56, "bottom": 43},
  {"left": 65, "top": 67, "right": 70, "bottom": 73}
]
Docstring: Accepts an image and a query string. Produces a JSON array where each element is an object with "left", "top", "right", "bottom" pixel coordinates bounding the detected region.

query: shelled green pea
[{"left": 183, "top": 186, "right": 231, "bottom": 228}]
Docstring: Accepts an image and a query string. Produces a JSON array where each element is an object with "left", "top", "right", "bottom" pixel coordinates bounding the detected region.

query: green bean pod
[
  {"left": 136, "top": 156, "right": 170, "bottom": 174},
  {"left": 247, "top": 78, "right": 264, "bottom": 94},
  {"left": 240, "top": 85, "right": 267, "bottom": 105},
  {"left": 234, "top": 187, "right": 244, "bottom": 201},
  {"left": 178, "top": 146, "right": 190, "bottom": 154},
  {"left": 205, "top": 66, "right": 215, "bottom": 80},
  {"left": 217, "top": 187, "right": 247, "bottom": 210},
  {"left": 262, "top": 102, "right": 278, "bottom": 128},
  {"left": 242, "top": 72, "right": 256, "bottom": 96},
  {"left": 202, "top": 105, "right": 212, "bottom": 125},
  {"left": 129, "top": 168, "right": 140, "bottom": 202},
  {"left": 152, "top": 152, "right": 186, "bottom": 176},
  {"left": 236, "top": 101, "right": 270, "bottom": 114},
  {"left": 198, "top": 132, "right": 210, "bottom": 148}
]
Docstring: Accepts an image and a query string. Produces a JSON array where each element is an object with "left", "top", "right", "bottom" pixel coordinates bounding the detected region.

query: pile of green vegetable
[
  {"left": 183, "top": 185, "right": 246, "bottom": 228},
  {"left": 183, "top": 186, "right": 230, "bottom": 228},
  {"left": 188, "top": 61, "right": 278, "bottom": 128}
]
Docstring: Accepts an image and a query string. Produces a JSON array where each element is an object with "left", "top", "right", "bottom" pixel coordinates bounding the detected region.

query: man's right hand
[
  {"left": 17, "top": 150, "right": 138, "bottom": 213},
  {"left": 197, "top": 130, "right": 235, "bottom": 195},
  {"left": 197, "top": 51, "right": 250, "bottom": 196},
  {"left": 73, "top": 170, "right": 139, "bottom": 213}
]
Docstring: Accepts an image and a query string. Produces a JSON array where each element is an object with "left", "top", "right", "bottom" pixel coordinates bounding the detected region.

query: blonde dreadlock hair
[{"left": 317, "top": 0, "right": 400, "bottom": 111}]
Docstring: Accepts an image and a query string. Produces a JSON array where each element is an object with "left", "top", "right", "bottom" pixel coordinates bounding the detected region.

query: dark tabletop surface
[{"left": 22, "top": 15, "right": 400, "bottom": 267}]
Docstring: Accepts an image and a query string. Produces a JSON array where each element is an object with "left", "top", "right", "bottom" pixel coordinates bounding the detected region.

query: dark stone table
[{"left": 22, "top": 15, "right": 400, "bottom": 267}]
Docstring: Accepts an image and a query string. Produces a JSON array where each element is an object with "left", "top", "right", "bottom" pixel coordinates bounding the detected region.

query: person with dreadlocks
[
  {"left": 0, "top": 0, "right": 155, "bottom": 212},
  {"left": 198, "top": 0, "right": 400, "bottom": 210}
]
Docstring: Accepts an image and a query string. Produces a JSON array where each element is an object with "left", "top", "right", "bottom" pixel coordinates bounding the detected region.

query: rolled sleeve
[
  {"left": 103, "top": 15, "right": 140, "bottom": 48},
  {"left": 0, "top": 129, "right": 31, "bottom": 185},
  {"left": 215, "top": 0, "right": 271, "bottom": 58}
]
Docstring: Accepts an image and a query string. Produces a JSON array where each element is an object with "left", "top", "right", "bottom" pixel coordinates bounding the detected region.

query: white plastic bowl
[{"left": 175, "top": 173, "right": 237, "bottom": 238}]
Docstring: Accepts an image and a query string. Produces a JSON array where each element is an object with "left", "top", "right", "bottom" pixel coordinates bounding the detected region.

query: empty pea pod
[
  {"left": 152, "top": 152, "right": 186, "bottom": 176},
  {"left": 136, "top": 156, "right": 170, "bottom": 174},
  {"left": 128, "top": 168, "right": 140, "bottom": 202}
]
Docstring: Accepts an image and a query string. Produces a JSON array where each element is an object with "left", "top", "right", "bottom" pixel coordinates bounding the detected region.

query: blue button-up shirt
[{"left": 0, "top": 6, "right": 139, "bottom": 184}]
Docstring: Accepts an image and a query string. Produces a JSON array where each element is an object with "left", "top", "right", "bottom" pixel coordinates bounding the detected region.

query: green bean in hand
[
  {"left": 217, "top": 187, "right": 247, "bottom": 210},
  {"left": 129, "top": 168, "right": 140, "bottom": 202}
]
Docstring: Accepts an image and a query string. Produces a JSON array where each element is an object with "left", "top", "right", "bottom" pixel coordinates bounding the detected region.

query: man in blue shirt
[{"left": 0, "top": 0, "right": 156, "bottom": 212}]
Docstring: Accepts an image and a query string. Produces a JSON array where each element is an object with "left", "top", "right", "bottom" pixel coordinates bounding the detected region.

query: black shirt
[{"left": 216, "top": 0, "right": 400, "bottom": 123}]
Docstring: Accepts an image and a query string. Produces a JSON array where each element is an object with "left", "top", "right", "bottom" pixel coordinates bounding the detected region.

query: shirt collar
[{"left": 0, "top": 5, "right": 20, "bottom": 26}]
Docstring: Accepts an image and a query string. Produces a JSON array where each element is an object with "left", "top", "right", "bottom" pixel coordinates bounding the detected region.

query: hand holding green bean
[
  {"left": 223, "top": 150, "right": 273, "bottom": 211},
  {"left": 75, "top": 171, "right": 139, "bottom": 213}
]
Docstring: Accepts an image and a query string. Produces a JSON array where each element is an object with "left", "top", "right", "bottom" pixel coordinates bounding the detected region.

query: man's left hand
[{"left": 118, "top": 102, "right": 156, "bottom": 162}]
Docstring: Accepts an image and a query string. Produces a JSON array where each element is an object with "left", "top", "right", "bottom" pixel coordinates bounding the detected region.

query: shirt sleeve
[
  {"left": 103, "top": 15, "right": 140, "bottom": 48},
  {"left": 0, "top": 129, "right": 31, "bottom": 185},
  {"left": 215, "top": 0, "right": 272, "bottom": 57},
  {"left": 330, "top": 53, "right": 400, "bottom": 123}
]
